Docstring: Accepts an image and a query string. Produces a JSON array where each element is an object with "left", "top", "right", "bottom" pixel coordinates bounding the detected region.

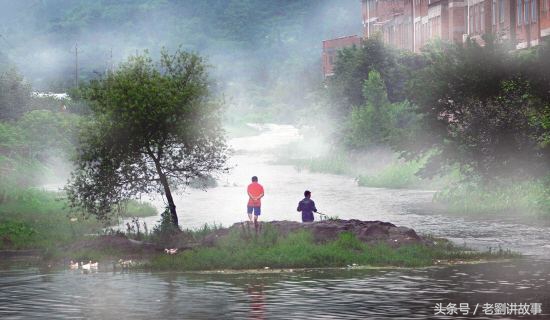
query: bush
[{"left": 0, "top": 221, "right": 36, "bottom": 249}]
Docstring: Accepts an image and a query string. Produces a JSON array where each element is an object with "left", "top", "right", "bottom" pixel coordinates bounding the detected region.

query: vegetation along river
[{"left": 3, "top": 124, "right": 550, "bottom": 319}]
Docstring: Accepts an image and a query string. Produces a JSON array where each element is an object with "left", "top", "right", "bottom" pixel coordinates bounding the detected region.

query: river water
[{"left": 2, "top": 124, "right": 550, "bottom": 319}]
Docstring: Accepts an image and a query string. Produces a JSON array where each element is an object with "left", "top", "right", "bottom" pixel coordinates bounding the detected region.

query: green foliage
[
  {"left": 66, "top": 49, "right": 228, "bottom": 225},
  {"left": 17, "top": 110, "right": 81, "bottom": 159},
  {"left": 435, "top": 179, "right": 550, "bottom": 217},
  {"left": 409, "top": 39, "right": 550, "bottom": 181},
  {"left": 327, "top": 36, "right": 424, "bottom": 117},
  {"left": 147, "top": 229, "right": 516, "bottom": 270},
  {"left": 0, "top": 189, "right": 102, "bottom": 249},
  {"left": 119, "top": 200, "right": 157, "bottom": 218},
  {"left": 152, "top": 208, "right": 180, "bottom": 236},
  {"left": 357, "top": 160, "right": 424, "bottom": 189},
  {"left": 0, "top": 221, "right": 36, "bottom": 249},
  {"left": 343, "top": 70, "right": 413, "bottom": 149},
  {"left": 344, "top": 71, "right": 391, "bottom": 148},
  {"left": 0, "top": 107, "right": 82, "bottom": 200},
  {"left": 0, "top": 68, "right": 31, "bottom": 120}
]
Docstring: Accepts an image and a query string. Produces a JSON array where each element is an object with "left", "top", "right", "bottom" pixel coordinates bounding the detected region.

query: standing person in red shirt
[{"left": 247, "top": 176, "right": 264, "bottom": 230}]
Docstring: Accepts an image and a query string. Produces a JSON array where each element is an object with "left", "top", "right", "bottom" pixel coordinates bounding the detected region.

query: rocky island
[{"left": 51, "top": 219, "right": 517, "bottom": 272}]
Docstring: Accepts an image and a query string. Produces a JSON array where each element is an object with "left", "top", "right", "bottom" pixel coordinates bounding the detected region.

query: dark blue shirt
[{"left": 297, "top": 198, "right": 317, "bottom": 222}]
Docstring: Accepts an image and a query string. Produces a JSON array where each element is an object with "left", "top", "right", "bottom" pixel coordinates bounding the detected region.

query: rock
[
  {"left": 311, "top": 223, "right": 342, "bottom": 242},
  {"left": 358, "top": 224, "right": 389, "bottom": 241},
  {"left": 200, "top": 219, "right": 426, "bottom": 247}
]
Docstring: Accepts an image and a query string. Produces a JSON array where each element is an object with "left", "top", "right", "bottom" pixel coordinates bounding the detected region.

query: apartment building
[
  {"left": 361, "top": 0, "right": 550, "bottom": 51},
  {"left": 322, "top": 1, "right": 550, "bottom": 77}
]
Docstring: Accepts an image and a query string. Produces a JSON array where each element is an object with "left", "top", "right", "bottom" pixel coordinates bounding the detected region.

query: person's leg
[
  {"left": 247, "top": 206, "right": 253, "bottom": 223},
  {"left": 253, "top": 207, "right": 261, "bottom": 231}
]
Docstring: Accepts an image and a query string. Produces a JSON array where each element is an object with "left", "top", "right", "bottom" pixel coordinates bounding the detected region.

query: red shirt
[{"left": 247, "top": 182, "right": 264, "bottom": 207}]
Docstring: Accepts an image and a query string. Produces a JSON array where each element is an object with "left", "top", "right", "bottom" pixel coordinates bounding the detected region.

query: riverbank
[
  {"left": 273, "top": 141, "right": 550, "bottom": 220},
  {"left": 31, "top": 219, "right": 518, "bottom": 271}
]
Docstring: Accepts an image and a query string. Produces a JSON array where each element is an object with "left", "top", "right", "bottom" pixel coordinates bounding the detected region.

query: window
[
  {"left": 517, "top": 0, "right": 522, "bottom": 26},
  {"left": 476, "top": 5, "right": 481, "bottom": 33},
  {"left": 481, "top": 4, "right": 485, "bottom": 32},
  {"left": 469, "top": 5, "right": 474, "bottom": 33},
  {"left": 499, "top": 0, "right": 505, "bottom": 23},
  {"left": 491, "top": 0, "right": 497, "bottom": 25},
  {"left": 523, "top": 0, "right": 529, "bottom": 24},
  {"left": 532, "top": 0, "right": 537, "bottom": 22}
]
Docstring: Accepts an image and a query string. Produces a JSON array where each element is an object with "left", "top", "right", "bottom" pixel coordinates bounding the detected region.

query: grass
[
  {"left": 119, "top": 199, "right": 157, "bottom": 218},
  {"left": 434, "top": 179, "right": 550, "bottom": 218},
  {"left": 146, "top": 227, "right": 517, "bottom": 271},
  {"left": 357, "top": 160, "right": 424, "bottom": 189},
  {"left": 0, "top": 189, "right": 103, "bottom": 250},
  {"left": 277, "top": 151, "right": 445, "bottom": 190},
  {"left": 0, "top": 188, "right": 159, "bottom": 250}
]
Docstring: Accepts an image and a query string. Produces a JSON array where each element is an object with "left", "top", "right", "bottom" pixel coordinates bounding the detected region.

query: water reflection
[{"left": 246, "top": 284, "right": 265, "bottom": 320}]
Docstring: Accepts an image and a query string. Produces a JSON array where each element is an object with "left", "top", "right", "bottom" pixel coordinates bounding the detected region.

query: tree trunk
[
  {"left": 159, "top": 171, "right": 179, "bottom": 227},
  {"left": 148, "top": 149, "right": 179, "bottom": 227}
]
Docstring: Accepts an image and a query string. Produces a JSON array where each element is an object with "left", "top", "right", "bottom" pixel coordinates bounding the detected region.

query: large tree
[
  {"left": 66, "top": 49, "right": 228, "bottom": 226},
  {"left": 408, "top": 39, "right": 550, "bottom": 181}
]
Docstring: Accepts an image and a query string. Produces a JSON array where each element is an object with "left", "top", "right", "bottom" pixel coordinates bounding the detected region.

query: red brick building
[
  {"left": 360, "top": 0, "right": 550, "bottom": 51},
  {"left": 323, "top": 1, "right": 550, "bottom": 77},
  {"left": 322, "top": 35, "right": 361, "bottom": 77},
  {"left": 543, "top": 0, "right": 550, "bottom": 38}
]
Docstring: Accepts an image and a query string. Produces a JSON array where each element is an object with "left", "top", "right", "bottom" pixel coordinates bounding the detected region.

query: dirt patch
[{"left": 66, "top": 234, "right": 158, "bottom": 255}]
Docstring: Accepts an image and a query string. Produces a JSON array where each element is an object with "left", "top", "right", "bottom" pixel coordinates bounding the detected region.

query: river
[{"left": 2, "top": 124, "right": 550, "bottom": 319}]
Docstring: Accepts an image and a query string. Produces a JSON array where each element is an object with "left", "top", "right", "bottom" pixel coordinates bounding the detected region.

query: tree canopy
[
  {"left": 409, "top": 39, "right": 550, "bottom": 181},
  {"left": 325, "top": 35, "right": 550, "bottom": 184},
  {"left": 66, "top": 49, "right": 228, "bottom": 226},
  {"left": 0, "top": 68, "right": 31, "bottom": 120}
]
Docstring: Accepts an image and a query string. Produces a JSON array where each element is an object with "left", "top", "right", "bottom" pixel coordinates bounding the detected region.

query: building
[
  {"left": 323, "top": 1, "right": 550, "bottom": 77},
  {"left": 322, "top": 35, "right": 362, "bottom": 78},
  {"left": 361, "top": 0, "right": 550, "bottom": 51}
]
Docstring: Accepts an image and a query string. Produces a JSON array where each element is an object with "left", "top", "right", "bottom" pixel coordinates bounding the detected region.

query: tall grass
[
  {"left": 0, "top": 188, "right": 159, "bottom": 250},
  {"left": 0, "top": 189, "right": 103, "bottom": 249},
  {"left": 357, "top": 160, "right": 424, "bottom": 189},
  {"left": 119, "top": 200, "right": 157, "bottom": 218},
  {"left": 274, "top": 143, "right": 449, "bottom": 190},
  {"left": 148, "top": 227, "right": 516, "bottom": 271},
  {"left": 435, "top": 180, "right": 550, "bottom": 218}
]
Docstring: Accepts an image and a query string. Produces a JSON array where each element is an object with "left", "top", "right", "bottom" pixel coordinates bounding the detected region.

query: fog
[
  {"left": 0, "top": 0, "right": 361, "bottom": 101},
  {"left": 0, "top": 0, "right": 367, "bottom": 187}
]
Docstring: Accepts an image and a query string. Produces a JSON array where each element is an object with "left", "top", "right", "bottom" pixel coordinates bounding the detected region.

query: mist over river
[{"left": 5, "top": 124, "right": 550, "bottom": 319}]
